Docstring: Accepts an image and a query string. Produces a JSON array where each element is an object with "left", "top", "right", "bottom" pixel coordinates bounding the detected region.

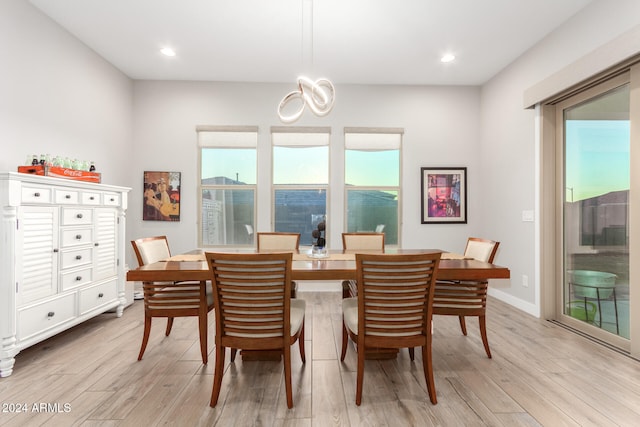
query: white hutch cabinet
[{"left": 0, "top": 172, "right": 129, "bottom": 377}]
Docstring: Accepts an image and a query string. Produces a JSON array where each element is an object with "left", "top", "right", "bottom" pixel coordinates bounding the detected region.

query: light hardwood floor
[{"left": 1, "top": 291, "right": 640, "bottom": 426}]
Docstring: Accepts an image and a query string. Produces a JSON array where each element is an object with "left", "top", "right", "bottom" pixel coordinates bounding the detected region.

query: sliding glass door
[{"left": 557, "top": 76, "right": 631, "bottom": 345}]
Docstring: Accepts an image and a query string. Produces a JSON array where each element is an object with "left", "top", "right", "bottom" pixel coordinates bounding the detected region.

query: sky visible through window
[
  {"left": 565, "top": 119, "right": 629, "bottom": 202},
  {"left": 201, "top": 148, "right": 256, "bottom": 184}
]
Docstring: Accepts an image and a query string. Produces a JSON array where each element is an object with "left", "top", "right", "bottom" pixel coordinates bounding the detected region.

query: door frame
[{"left": 540, "top": 70, "right": 639, "bottom": 355}]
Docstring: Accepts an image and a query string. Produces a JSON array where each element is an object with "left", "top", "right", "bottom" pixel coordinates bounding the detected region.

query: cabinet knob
[
  {"left": 65, "top": 194, "right": 71, "bottom": 199},
  {"left": 89, "top": 196, "right": 95, "bottom": 200},
  {"left": 75, "top": 255, "right": 82, "bottom": 260},
  {"left": 76, "top": 213, "right": 83, "bottom": 219},
  {"left": 34, "top": 192, "right": 41, "bottom": 197},
  {"left": 53, "top": 248, "right": 59, "bottom": 253},
  {"left": 76, "top": 276, "right": 82, "bottom": 281},
  {"left": 98, "top": 293, "right": 104, "bottom": 298},
  {"left": 76, "top": 234, "right": 83, "bottom": 240},
  {"left": 47, "top": 312, "right": 55, "bottom": 318},
  {"left": 94, "top": 242, "right": 99, "bottom": 246},
  {"left": 110, "top": 198, "right": 115, "bottom": 202}
]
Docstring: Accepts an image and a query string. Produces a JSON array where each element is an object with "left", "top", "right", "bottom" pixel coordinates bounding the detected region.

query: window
[
  {"left": 344, "top": 128, "right": 402, "bottom": 246},
  {"left": 198, "top": 126, "right": 257, "bottom": 247},
  {"left": 271, "top": 127, "right": 330, "bottom": 246}
]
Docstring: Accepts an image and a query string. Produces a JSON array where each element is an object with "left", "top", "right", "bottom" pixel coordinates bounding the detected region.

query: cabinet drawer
[
  {"left": 61, "top": 266, "right": 93, "bottom": 291},
  {"left": 60, "top": 247, "right": 93, "bottom": 270},
  {"left": 79, "top": 280, "right": 117, "bottom": 315},
  {"left": 61, "top": 227, "right": 93, "bottom": 247},
  {"left": 103, "top": 193, "right": 120, "bottom": 206},
  {"left": 21, "top": 186, "right": 53, "bottom": 204},
  {"left": 82, "top": 192, "right": 101, "bottom": 205},
  {"left": 18, "top": 293, "right": 76, "bottom": 341},
  {"left": 55, "top": 189, "right": 79, "bottom": 204},
  {"left": 61, "top": 208, "right": 93, "bottom": 225}
]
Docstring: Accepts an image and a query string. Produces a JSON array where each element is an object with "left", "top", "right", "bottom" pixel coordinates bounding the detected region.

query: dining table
[
  {"left": 126, "top": 248, "right": 510, "bottom": 361},
  {"left": 126, "top": 248, "right": 511, "bottom": 283}
]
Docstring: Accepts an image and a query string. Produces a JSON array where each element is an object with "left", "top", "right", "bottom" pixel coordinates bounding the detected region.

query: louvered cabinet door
[
  {"left": 16, "top": 206, "right": 59, "bottom": 306},
  {"left": 93, "top": 207, "right": 118, "bottom": 281}
]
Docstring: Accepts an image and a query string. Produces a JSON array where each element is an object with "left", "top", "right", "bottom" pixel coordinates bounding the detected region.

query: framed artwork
[
  {"left": 143, "top": 171, "right": 181, "bottom": 221},
  {"left": 421, "top": 167, "right": 467, "bottom": 224}
]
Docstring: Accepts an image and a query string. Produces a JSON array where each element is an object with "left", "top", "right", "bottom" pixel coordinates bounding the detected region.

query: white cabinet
[{"left": 0, "top": 172, "right": 129, "bottom": 377}]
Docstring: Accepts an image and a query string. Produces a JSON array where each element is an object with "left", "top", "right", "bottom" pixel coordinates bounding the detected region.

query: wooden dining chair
[
  {"left": 205, "top": 252, "right": 306, "bottom": 409},
  {"left": 341, "top": 232, "right": 385, "bottom": 298},
  {"left": 340, "top": 252, "right": 441, "bottom": 405},
  {"left": 432, "top": 237, "right": 500, "bottom": 359},
  {"left": 341, "top": 232, "right": 385, "bottom": 251},
  {"left": 257, "top": 232, "right": 300, "bottom": 299},
  {"left": 131, "top": 236, "right": 214, "bottom": 363},
  {"left": 256, "top": 231, "right": 300, "bottom": 251}
]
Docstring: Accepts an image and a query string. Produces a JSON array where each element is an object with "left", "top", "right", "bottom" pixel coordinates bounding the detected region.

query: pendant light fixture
[{"left": 278, "top": 0, "right": 335, "bottom": 123}]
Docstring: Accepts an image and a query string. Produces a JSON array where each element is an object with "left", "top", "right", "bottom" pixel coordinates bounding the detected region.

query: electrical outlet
[{"left": 522, "top": 274, "right": 529, "bottom": 287}]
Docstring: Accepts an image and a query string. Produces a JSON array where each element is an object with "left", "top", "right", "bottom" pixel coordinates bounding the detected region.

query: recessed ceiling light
[
  {"left": 160, "top": 47, "right": 176, "bottom": 57},
  {"left": 440, "top": 53, "right": 455, "bottom": 63}
]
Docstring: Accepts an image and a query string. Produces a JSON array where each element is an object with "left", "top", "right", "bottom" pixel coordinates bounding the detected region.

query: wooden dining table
[
  {"left": 126, "top": 248, "right": 510, "bottom": 361},
  {"left": 126, "top": 248, "right": 511, "bottom": 283}
]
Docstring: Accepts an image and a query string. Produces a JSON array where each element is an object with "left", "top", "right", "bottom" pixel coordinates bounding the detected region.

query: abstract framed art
[{"left": 421, "top": 167, "right": 467, "bottom": 224}]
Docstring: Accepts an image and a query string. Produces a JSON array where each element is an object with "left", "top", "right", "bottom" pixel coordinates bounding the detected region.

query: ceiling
[{"left": 29, "top": 0, "right": 594, "bottom": 86}]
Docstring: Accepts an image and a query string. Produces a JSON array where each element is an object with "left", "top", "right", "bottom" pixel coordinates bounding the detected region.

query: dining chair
[
  {"left": 340, "top": 252, "right": 442, "bottom": 405},
  {"left": 131, "top": 236, "right": 214, "bottom": 363},
  {"left": 342, "top": 232, "right": 385, "bottom": 251},
  {"left": 256, "top": 232, "right": 300, "bottom": 251},
  {"left": 205, "top": 252, "right": 306, "bottom": 408},
  {"left": 431, "top": 237, "right": 500, "bottom": 359},
  {"left": 341, "top": 232, "right": 385, "bottom": 298},
  {"left": 257, "top": 232, "right": 300, "bottom": 299}
]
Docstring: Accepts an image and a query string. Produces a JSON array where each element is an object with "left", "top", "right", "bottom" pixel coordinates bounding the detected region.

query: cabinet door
[
  {"left": 16, "top": 206, "right": 58, "bottom": 306},
  {"left": 93, "top": 208, "right": 118, "bottom": 281}
]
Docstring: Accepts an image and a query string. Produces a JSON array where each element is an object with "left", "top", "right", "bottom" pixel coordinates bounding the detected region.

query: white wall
[
  {"left": 129, "top": 81, "right": 483, "bottom": 267},
  {"left": 6, "top": 0, "right": 640, "bottom": 316},
  {"left": 0, "top": 0, "right": 133, "bottom": 187},
  {"left": 480, "top": 0, "right": 640, "bottom": 315}
]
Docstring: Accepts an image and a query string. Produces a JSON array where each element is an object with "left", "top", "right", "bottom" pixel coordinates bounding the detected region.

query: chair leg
[
  {"left": 408, "top": 347, "right": 415, "bottom": 361},
  {"left": 479, "top": 315, "right": 492, "bottom": 358},
  {"left": 458, "top": 315, "right": 468, "bottom": 335},
  {"left": 355, "top": 339, "right": 365, "bottom": 406},
  {"left": 230, "top": 348, "right": 238, "bottom": 362},
  {"left": 165, "top": 317, "right": 174, "bottom": 336},
  {"left": 298, "top": 320, "right": 306, "bottom": 363},
  {"left": 283, "top": 345, "right": 294, "bottom": 408},
  {"left": 340, "top": 320, "right": 348, "bottom": 361},
  {"left": 421, "top": 344, "right": 437, "bottom": 404},
  {"left": 210, "top": 344, "right": 226, "bottom": 407},
  {"left": 198, "top": 312, "right": 208, "bottom": 364},
  {"left": 138, "top": 315, "right": 152, "bottom": 361}
]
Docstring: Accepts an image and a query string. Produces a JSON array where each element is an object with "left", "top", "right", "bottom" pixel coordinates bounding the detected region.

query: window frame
[
  {"left": 271, "top": 127, "right": 331, "bottom": 247},
  {"left": 344, "top": 128, "right": 403, "bottom": 247},
  {"left": 197, "top": 126, "right": 258, "bottom": 248}
]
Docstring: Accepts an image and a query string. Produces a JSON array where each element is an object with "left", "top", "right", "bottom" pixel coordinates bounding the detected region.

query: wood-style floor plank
[{"left": 1, "top": 291, "right": 640, "bottom": 426}]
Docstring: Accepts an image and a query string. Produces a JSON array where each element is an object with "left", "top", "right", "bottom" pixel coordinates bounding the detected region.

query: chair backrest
[
  {"left": 342, "top": 232, "right": 385, "bottom": 251},
  {"left": 205, "top": 252, "right": 293, "bottom": 349},
  {"left": 131, "top": 236, "right": 171, "bottom": 266},
  {"left": 355, "top": 252, "right": 441, "bottom": 348},
  {"left": 464, "top": 237, "right": 500, "bottom": 263},
  {"left": 257, "top": 232, "right": 300, "bottom": 251}
]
